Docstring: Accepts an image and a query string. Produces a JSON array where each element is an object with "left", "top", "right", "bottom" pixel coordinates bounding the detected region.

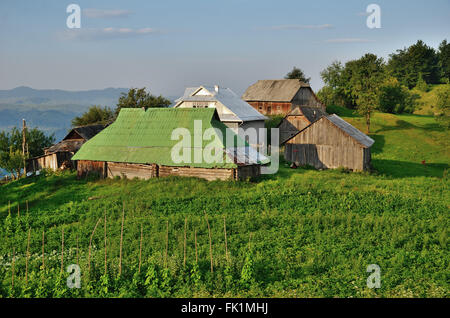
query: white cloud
[
  {"left": 60, "top": 27, "right": 160, "bottom": 41},
  {"left": 261, "top": 24, "right": 333, "bottom": 31},
  {"left": 83, "top": 8, "right": 132, "bottom": 19},
  {"left": 325, "top": 38, "right": 375, "bottom": 43}
]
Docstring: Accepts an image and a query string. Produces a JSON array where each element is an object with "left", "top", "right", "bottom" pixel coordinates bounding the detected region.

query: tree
[
  {"left": 72, "top": 105, "right": 114, "bottom": 127},
  {"left": 115, "top": 88, "right": 171, "bottom": 116},
  {"left": 387, "top": 40, "right": 440, "bottom": 88},
  {"left": 345, "top": 53, "right": 386, "bottom": 133},
  {"left": 379, "top": 77, "right": 418, "bottom": 114},
  {"left": 0, "top": 127, "right": 54, "bottom": 158},
  {"left": 284, "top": 67, "right": 311, "bottom": 83},
  {"left": 0, "top": 147, "right": 24, "bottom": 180},
  {"left": 434, "top": 85, "right": 450, "bottom": 129},
  {"left": 438, "top": 39, "right": 450, "bottom": 83},
  {"left": 319, "top": 61, "right": 353, "bottom": 107},
  {"left": 415, "top": 72, "right": 429, "bottom": 92}
]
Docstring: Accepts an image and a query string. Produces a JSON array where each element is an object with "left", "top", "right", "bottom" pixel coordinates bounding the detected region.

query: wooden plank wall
[
  {"left": 159, "top": 165, "right": 234, "bottom": 181},
  {"left": 107, "top": 162, "right": 157, "bottom": 180},
  {"left": 77, "top": 160, "right": 105, "bottom": 178},
  {"left": 247, "top": 101, "right": 292, "bottom": 115},
  {"left": 77, "top": 161, "right": 263, "bottom": 181},
  {"left": 285, "top": 118, "right": 368, "bottom": 171}
]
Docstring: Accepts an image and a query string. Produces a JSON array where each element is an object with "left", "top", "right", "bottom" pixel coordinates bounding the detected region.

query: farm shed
[
  {"left": 242, "top": 79, "right": 325, "bottom": 116},
  {"left": 278, "top": 106, "right": 328, "bottom": 144},
  {"left": 173, "top": 85, "right": 267, "bottom": 147},
  {"left": 72, "top": 108, "right": 269, "bottom": 181},
  {"left": 284, "top": 114, "right": 374, "bottom": 171},
  {"left": 27, "top": 124, "right": 105, "bottom": 172}
]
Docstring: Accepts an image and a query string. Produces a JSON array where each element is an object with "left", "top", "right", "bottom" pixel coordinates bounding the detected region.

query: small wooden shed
[
  {"left": 278, "top": 106, "right": 328, "bottom": 144},
  {"left": 284, "top": 114, "right": 374, "bottom": 171},
  {"left": 72, "top": 108, "right": 269, "bottom": 181},
  {"left": 27, "top": 124, "right": 105, "bottom": 172},
  {"left": 242, "top": 79, "right": 325, "bottom": 115}
]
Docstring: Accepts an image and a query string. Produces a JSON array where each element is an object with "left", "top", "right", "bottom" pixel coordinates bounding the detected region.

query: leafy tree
[
  {"left": 319, "top": 61, "right": 353, "bottom": 107},
  {"left": 0, "top": 127, "right": 54, "bottom": 159},
  {"left": 415, "top": 72, "right": 429, "bottom": 92},
  {"left": 0, "top": 147, "right": 24, "bottom": 179},
  {"left": 71, "top": 105, "right": 114, "bottom": 127},
  {"left": 434, "top": 85, "right": 450, "bottom": 129},
  {"left": 345, "top": 53, "right": 386, "bottom": 133},
  {"left": 379, "top": 77, "right": 418, "bottom": 114},
  {"left": 387, "top": 40, "right": 440, "bottom": 88},
  {"left": 115, "top": 88, "right": 171, "bottom": 116},
  {"left": 284, "top": 67, "right": 311, "bottom": 83},
  {"left": 438, "top": 39, "right": 450, "bottom": 83}
]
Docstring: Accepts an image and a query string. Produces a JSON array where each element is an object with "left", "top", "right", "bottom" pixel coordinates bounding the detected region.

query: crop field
[{"left": 0, "top": 111, "right": 448, "bottom": 298}]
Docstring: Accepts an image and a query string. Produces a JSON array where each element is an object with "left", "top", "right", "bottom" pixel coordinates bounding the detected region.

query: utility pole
[{"left": 22, "top": 119, "right": 27, "bottom": 176}]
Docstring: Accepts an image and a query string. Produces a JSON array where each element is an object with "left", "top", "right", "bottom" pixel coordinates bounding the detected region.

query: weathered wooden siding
[
  {"left": 107, "top": 162, "right": 157, "bottom": 180},
  {"left": 292, "top": 87, "right": 325, "bottom": 110},
  {"left": 285, "top": 118, "right": 370, "bottom": 171},
  {"left": 77, "top": 160, "right": 106, "bottom": 178},
  {"left": 159, "top": 165, "right": 234, "bottom": 181},
  {"left": 247, "top": 101, "right": 292, "bottom": 115}
]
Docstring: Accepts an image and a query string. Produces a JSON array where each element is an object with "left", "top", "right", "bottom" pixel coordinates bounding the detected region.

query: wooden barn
[
  {"left": 284, "top": 114, "right": 374, "bottom": 171},
  {"left": 27, "top": 124, "right": 105, "bottom": 172},
  {"left": 278, "top": 106, "right": 328, "bottom": 144},
  {"left": 72, "top": 108, "right": 269, "bottom": 181},
  {"left": 242, "top": 79, "right": 325, "bottom": 116}
]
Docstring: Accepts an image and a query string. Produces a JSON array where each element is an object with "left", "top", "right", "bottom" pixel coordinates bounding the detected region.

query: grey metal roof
[
  {"left": 287, "top": 106, "right": 328, "bottom": 123},
  {"left": 326, "top": 114, "right": 375, "bottom": 147},
  {"left": 175, "top": 85, "right": 267, "bottom": 122},
  {"left": 242, "top": 79, "right": 310, "bottom": 102}
]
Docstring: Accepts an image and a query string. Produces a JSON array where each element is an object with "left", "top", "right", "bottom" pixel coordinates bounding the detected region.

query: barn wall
[
  {"left": 107, "top": 162, "right": 157, "bottom": 180},
  {"left": 159, "top": 165, "right": 234, "bottom": 181},
  {"left": 247, "top": 101, "right": 292, "bottom": 116},
  {"left": 292, "top": 87, "right": 325, "bottom": 110},
  {"left": 77, "top": 160, "right": 106, "bottom": 178},
  {"left": 285, "top": 118, "right": 368, "bottom": 171}
]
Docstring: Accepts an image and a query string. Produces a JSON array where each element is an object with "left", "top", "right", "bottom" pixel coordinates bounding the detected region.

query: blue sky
[{"left": 0, "top": 0, "right": 449, "bottom": 97}]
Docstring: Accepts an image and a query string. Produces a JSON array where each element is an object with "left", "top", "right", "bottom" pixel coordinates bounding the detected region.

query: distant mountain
[
  {"left": 0, "top": 86, "right": 129, "bottom": 106},
  {"left": 0, "top": 86, "right": 129, "bottom": 141}
]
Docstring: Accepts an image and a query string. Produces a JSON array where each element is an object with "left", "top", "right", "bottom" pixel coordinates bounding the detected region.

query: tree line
[{"left": 287, "top": 39, "right": 450, "bottom": 133}]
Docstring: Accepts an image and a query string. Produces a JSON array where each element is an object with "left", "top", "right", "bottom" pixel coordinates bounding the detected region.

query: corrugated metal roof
[
  {"left": 242, "top": 79, "right": 310, "bottom": 102},
  {"left": 175, "top": 86, "right": 267, "bottom": 122},
  {"left": 326, "top": 114, "right": 374, "bottom": 147},
  {"left": 72, "top": 108, "right": 269, "bottom": 168},
  {"left": 63, "top": 124, "right": 106, "bottom": 141}
]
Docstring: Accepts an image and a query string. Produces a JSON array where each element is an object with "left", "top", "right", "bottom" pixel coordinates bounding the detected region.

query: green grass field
[{"left": 0, "top": 111, "right": 448, "bottom": 298}]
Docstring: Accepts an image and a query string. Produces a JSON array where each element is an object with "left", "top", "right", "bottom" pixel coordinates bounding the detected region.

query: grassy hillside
[
  {"left": 0, "top": 111, "right": 448, "bottom": 298},
  {"left": 413, "top": 84, "right": 449, "bottom": 116}
]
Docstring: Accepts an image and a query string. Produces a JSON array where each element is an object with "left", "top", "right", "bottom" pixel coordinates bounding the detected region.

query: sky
[{"left": 0, "top": 0, "right": 449, "bottom": 97}]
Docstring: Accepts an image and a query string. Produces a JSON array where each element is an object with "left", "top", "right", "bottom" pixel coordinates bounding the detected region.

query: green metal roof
[{"left": 72, "top": 108, "right": 268, "bottom": 168}]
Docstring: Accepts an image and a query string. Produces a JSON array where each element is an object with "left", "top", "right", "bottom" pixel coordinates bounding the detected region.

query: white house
[{"left": 174, "top": 85, "right": 267, "bottom": 147}]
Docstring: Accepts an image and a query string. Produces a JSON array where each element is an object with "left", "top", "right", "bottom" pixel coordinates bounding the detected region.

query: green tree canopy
[
  {"left": 115, "top": 88, "right": 171, "bottom": 116},
  {"left": 438, "top": 39, "right": 450, "bottom": 83},
  {"left": 434, "top": 85, "right": 450, "bottom": 129},
  {"left": 71, "top": 105, "right": 114, "bottom": 127},
  {"left": 0, "top": 126, "right": 55, "bottom": 158},
  {"left": 387, "top": 40, "right": 440, "bottom": 88},
  {"left": 345, "top": 53, "right": 386, "bottom": 133},
  {"left": 284, "top": 67, "right": 311, "bottom": 83}
]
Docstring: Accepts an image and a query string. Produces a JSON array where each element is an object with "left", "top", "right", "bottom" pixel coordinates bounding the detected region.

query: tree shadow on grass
[
  {"left": 372, "top": 159, "right": 448, "bottom": 178},
  {"left": 370, "top": 134, "right": 385, "bottom": 155},
  {"left": 375, "top": 118, "right": 445, "bottom": 133}
]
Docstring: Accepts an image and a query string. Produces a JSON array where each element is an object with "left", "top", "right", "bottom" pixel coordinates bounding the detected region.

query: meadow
[{"left": 0, "top": 110, "right": 448, "bottom": 298}]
